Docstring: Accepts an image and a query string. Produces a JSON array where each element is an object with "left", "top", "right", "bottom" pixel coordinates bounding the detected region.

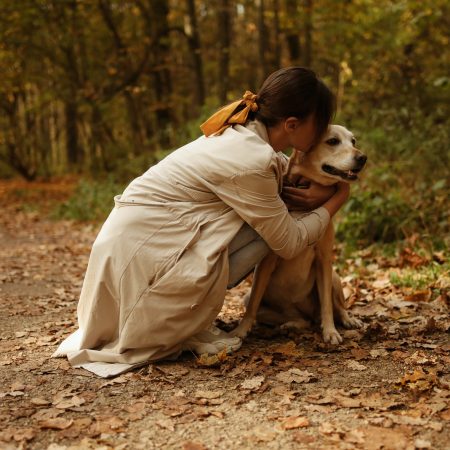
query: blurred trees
[{"left": 0, "top": 0, "right": 448, "bottom": 181}]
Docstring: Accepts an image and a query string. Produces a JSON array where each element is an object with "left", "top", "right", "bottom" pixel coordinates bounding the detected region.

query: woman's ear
[{"left": 284, "top": 117, "right": 300, "bottom": 133}]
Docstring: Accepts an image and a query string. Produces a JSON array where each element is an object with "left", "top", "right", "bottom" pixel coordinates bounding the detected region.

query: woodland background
[
  {"left": 1, "top": 2, "right": 449, "bottom": 448},
  {"left": 0, "top": 0, "right": 449, "bottom": 248}
]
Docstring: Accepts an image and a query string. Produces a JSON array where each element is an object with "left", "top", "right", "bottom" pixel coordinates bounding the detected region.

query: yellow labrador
[{"left": 231, "top": 125, "right": 366, "bottom": 344}]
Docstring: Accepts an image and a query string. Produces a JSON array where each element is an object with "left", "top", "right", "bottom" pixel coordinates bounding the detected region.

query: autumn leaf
[
  {"left": 268, "top": 340, "right": 302, "bottom": 357},
  {"left": 404, "top": 289, "right": 432, "bottom": 302},
  {"left": 194, "top": 390, "right": 223, "bottom": 399},
  {"left": 398, "top": 368, "right": 439, "bottom": 392},
  {"left": 275, "top": 368, "right": 316, "bottom": 384},
  {"left": 280, "top": 416, "right": 310, "bottom": 430},
  {"left": 30, "top": 398, "right": 51, "bottom": 406},
  {"left": 196, "top": 348, "right": 228, "bottom": 367},
  {"left": 240, "top": 376, "right": 265, "bottom": 391},
  {"left": 346, "top": 360, "right": 367, "bottom": 371},
  {"left": 39, "top": 418, "right": 74, "bottom": 430}
]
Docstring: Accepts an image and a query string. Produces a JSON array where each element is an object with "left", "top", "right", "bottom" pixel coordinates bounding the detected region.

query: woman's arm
[{"left": 210, "top": 169, "right": 333, "bottom": 260}]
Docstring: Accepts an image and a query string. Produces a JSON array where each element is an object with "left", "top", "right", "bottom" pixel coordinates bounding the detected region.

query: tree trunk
[
  {"left": 65, "top": 98, "right": 79, "bottom": 168},
  {"left": 285, "top": 0, "right": 302, "bottom": 63},
  {"left": 273, "top": 0, "right": 281, "bottom": 69},
  {"left": 304, "top": 0, "right": 313, "bottom": 67},
  {"left": 186, "top": 0, "right": 205, "bottom": 108},
  {"left": 149, "top": 0, "right": 172, "bottom": 146},
  {"left": 217, "top": 0, "right": 232, "bottom": 104},
  {"left": 257, "top": 0, "right": 269, "bottom": 85}
]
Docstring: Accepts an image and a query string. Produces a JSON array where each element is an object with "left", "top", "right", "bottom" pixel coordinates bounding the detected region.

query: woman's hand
[{"left": 282, "top": 178, "right": 336, "bottom": 211}]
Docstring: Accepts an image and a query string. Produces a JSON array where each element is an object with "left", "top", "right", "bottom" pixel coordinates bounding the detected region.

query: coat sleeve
[{"left": 211, "top": 168, "right": 330, "bottom": 259}]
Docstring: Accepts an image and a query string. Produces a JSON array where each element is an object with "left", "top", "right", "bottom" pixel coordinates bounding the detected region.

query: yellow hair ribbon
[{"left": 200, "top": 91, "right": 258, "bottom": 137}]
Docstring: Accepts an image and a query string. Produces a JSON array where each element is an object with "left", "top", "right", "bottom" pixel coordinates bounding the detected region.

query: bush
[
  {"left": 335, "top": 160, "right": 449, "bottom": 249},
  {"left": 52, "top": 177, "right": 124, "bottom": 222}
]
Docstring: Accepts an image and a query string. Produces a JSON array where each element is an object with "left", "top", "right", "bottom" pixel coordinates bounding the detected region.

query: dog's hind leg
[
  {"left": 230, "top": 253, "right": 278, "bottom": 339},
  {"left": 331, "top": 271, "right": 363, "bottom": 329}
]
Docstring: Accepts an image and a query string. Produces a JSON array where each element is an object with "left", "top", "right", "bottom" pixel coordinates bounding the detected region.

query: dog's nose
[{"left": 354, "top": 153, "right": 367, "bottom": 167}]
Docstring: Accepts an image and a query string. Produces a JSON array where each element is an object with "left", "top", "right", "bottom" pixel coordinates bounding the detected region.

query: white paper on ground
[{"left": 77, "top": 361, "right": 148, "bottom": 378}]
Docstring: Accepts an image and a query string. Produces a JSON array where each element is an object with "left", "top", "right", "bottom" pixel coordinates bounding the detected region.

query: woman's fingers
[{"left": 282, "top": 183, "right": 336, "bottom": 210}]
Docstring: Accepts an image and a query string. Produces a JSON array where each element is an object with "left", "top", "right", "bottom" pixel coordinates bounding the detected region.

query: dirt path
[{"left": 0, "top": 181, "right": 449, "bottom": 450}]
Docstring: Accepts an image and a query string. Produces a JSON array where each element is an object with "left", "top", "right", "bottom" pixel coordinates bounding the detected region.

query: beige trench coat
[{"left": 54, "top": 121, "right": 329, "bottom": 376}]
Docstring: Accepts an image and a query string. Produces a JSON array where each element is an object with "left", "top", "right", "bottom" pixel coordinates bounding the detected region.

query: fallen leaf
[
  {"left": 304, "top": 394, "right": 334, "bottom": 405},
  {"left": 39, "top": 417, "right": 74, "bottom": 430},
  {"left": 248, "top": 425, "right": 278, "bottom": 443},
  {"left": 276, "top": 368, "right": 316, "bottom": 384},
  {"left": 346, "top": 360, "right": 367, "bottom": 371},
  {"left": 54, "top": 395, "right": 86, "bottom": 409},
  {"left": 292, "top": 431, "right": 315, "bottom": 444},
  {"left": 240, "top": 376, "right": 265, "bottom": 391},
  {"left": 280, "top": 416, "right": 310, "bottom": 430},
  {"left": 194, "top": 390, "right": 223, "bottom": 399},
  {"left": 344, "top": 429, "right": 365, "bottom": 444},
  {"left": 350, "top": 348, "right": 370, "bottom": 360},
  {"left": 0, "top": 427, "right": 36, "bottom": 443},
  {"left": 155, "top": 419, "right": 175, "bottom": 431},
  {"left": 196, "top": 348, "right": 228, "bottom": 367},
  {"left": 398, "top": 368, "right": 438, "bottom": 392},
  {"left": 11, "top": 381, "right": 25, "bottom": 390},
  {"left": 15, "top": 331, "right": 28, "bottom": 338},
  {"left": 372, "top": 278, "right": 390, "bottom": 289},
  {"left": 318, "top": 421, "right": 336, "bottom": 434},
  {"left": 124, "top": 401, "right": 146, "bottom": 413},
  {"left": 30, "top": 397, "right": 51, "bottom": 406},
  {"left": 414, "top": 438, "right": 432, "bottom": 449},
  {"left": 32, "top": 408, "right": 62, "bottom": 421},
  {"left": 89, "top": 415, "right": 127, "bottom": 435},
  {"left": 268, "top": 341, "right": 302, "bottom": 357},
  {"left": 404, "top": 289, "right": 432, "bottom": 302},
  {"left": 334, "top": 395, "right": 362, "bottom": 408}
]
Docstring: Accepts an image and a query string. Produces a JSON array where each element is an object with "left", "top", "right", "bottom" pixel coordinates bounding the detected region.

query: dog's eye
[
  {"left": 351, "top": 138, "right": 356, "bottom": 146},
  {"left": 326, "top": 138, "right": 340, "bottom": 146}
]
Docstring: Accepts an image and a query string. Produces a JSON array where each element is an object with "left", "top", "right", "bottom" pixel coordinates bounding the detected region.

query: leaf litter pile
[{"left": 0, "top": 180, "right": 449, "bottom": 450}]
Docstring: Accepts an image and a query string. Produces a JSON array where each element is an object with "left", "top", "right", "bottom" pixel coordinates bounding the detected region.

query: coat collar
[{"left": 244, "top": 120, "right": 271, "bottom": 146}]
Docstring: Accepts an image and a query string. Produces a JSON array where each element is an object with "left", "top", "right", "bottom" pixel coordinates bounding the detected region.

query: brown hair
[{"left": 253, "top": 67, "right": 335, "bottom": 142}]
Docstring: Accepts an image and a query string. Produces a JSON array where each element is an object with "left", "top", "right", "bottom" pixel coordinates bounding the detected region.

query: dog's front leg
[
  {"left": 315, "top": 226, "right": 342, "bottom": 344},
  {"left": 230, "top": 253, "right": 278, "bottom": 339}
]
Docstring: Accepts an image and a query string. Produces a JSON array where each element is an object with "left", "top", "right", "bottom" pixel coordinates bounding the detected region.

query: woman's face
[{"left": 287, "top": 114, "right": 318, "bottom": 153}]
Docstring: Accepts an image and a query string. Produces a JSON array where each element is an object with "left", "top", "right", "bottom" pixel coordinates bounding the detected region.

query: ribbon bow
[{"left": 200, "top": 91, "right": 259, "bottom": 137}]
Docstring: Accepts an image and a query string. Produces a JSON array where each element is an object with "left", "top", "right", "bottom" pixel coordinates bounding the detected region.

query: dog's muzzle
[{"left": 322, "top": 153, "right": 367, "bottom": 181}]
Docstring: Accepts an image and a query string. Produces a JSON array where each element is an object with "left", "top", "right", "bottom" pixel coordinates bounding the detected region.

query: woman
[{"left": 54, "top": 67, "right": 349, "bottom": 377}]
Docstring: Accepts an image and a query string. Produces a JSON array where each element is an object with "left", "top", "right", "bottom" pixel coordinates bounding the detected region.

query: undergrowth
[{"left": 51, "top": 177, "right": 124, "bottom": 222}]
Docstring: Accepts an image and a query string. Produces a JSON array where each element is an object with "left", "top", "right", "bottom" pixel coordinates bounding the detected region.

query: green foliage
[
  {"left": 1, "top": 0, "right": 449, "bottom": 249},
  {"left": 389, "top": 261, "right": 449, "bottom": 291},
  {"left": 336, "top": 162, "right": 448, "bottom": 248},
  {"left": 52, "top": 178, "right": 124, "bottom": 222}
]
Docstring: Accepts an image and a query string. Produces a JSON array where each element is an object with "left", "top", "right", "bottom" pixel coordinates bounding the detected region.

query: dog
[{"left": 230, "top": 125, "right": 366, "bottom": 344}]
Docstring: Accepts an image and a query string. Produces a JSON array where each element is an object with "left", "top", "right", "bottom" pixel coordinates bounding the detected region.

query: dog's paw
[
  {"left": 341, "top": 313, "right": 363, "bottom": 329},
  {"left": 229, "top": 322, "right": 252, "bottom": 340},
  {"left": 323, "top": 327, "right": 343, "bottom": 345}
]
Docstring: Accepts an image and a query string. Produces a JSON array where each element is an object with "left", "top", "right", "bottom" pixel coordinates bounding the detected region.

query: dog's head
[{"left": 286, "top": 124, "right": 367, "bottom": 186}]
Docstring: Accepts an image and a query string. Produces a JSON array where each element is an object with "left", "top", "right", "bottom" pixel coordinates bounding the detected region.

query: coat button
[{"left": 190, "top": 303, "right": 199, "bottom": 310}]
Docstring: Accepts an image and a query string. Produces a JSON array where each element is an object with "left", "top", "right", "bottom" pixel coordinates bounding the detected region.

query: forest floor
[{"left": 0, "top": 179, "right": 449, "bottom": 450}]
